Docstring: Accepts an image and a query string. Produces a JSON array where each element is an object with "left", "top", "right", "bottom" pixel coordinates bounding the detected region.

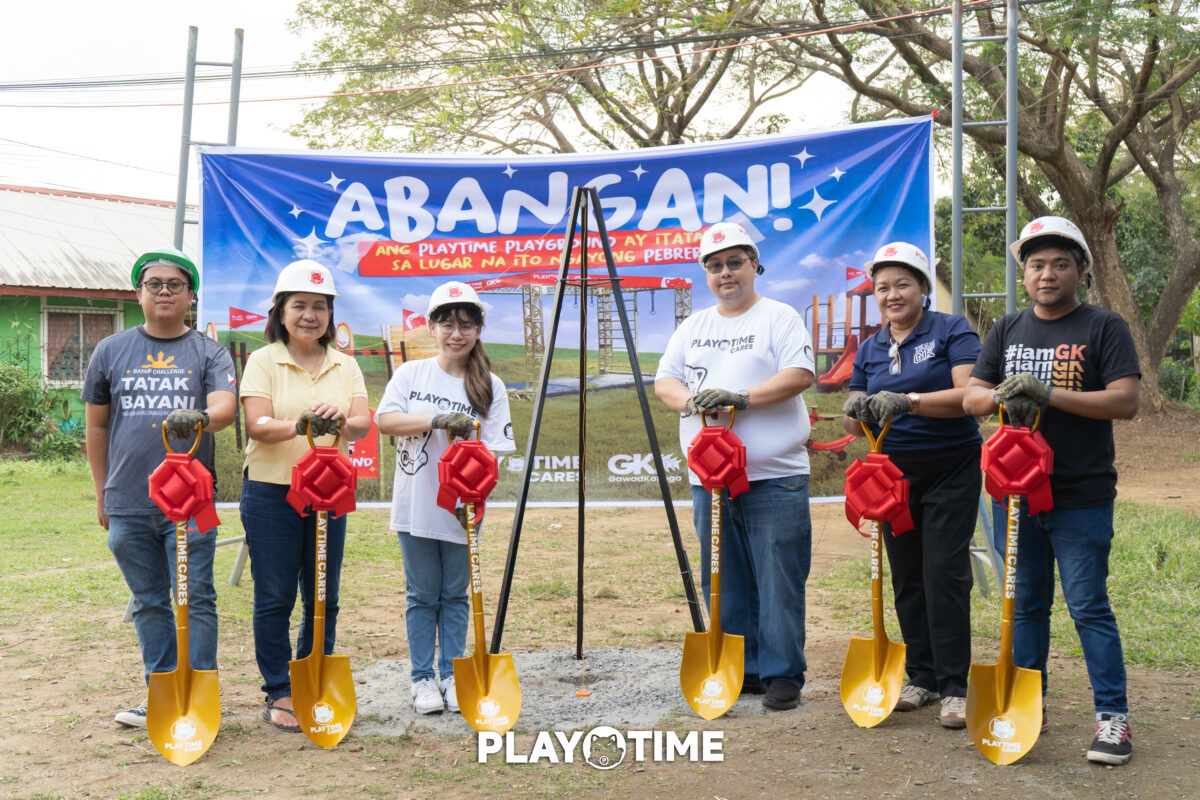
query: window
[{"left": 44, "top": 308, "right": 117, "bottom": 386}]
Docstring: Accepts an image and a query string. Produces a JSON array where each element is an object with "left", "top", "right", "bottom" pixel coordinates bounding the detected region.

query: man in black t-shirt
[{"left": 964, "top": 215, "right": 1140, "bottom": 766}]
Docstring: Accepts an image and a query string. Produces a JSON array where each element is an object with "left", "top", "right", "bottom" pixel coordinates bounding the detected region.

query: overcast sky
[{"left": 1, "top": 0, "right": 328, "bottom": 202}]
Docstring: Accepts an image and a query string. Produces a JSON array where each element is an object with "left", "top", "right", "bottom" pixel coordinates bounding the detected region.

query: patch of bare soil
[{"left": 2, "top": 412, "right": 1198, "bottom": 799}]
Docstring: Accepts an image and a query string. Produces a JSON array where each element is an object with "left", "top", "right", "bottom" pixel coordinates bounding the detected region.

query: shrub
[
  {"left": 0, "top": 364, "right": 50, "bottom": 446},
  {"left": 1158, "top": 357, "right": 1193, "bottom": 402}
]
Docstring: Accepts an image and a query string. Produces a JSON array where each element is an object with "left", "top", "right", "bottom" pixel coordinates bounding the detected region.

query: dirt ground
[{"left": 3, "top": 409, "right": 1199, "bottom": 799}]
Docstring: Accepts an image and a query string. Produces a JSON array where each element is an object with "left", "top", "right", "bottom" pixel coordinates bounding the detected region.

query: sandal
[{"left": 261, "top": 701, "right": 301, "bottom": 733}]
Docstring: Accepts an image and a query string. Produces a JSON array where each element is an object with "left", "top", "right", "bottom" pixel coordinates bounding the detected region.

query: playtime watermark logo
[{"left": 478, "top": 726, "right": 724, "bottom": 768}]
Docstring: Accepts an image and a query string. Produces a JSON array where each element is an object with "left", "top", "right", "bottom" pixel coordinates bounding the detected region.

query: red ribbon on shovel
[
  {"left": 287, "top": 436, "right": 357, "bottom": 517},
  {"left": 843, "top": 418, "right": 913, "bottom": 536},
  {"left": 980, "top": 407, "right": 1054, "bottom": 514},
  {"left": 148, "top": 426, "right": 220, "bottom": 530},
  {"left": 437, "top": 437, "right": 499, "bottom": 511},
  {"left": 687, "top": 413, "right": 750, "bottom": 498}
]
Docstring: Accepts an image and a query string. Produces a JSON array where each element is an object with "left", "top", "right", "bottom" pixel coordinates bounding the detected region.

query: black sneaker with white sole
[
  {"left": 1086, "top": 712, "right": 1132, "bottom": 765},
  {"left": 114, "top": 700, "right": 147, "bottom": 728}
]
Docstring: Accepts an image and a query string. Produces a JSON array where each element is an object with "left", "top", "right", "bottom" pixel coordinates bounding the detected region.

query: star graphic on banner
[
  {"left": 288, "top": 205, "right": 304, "bottom": 218},
  {"left": 830, "top": 166, "right": 846, "bottom": 181},
  {"left": 630, "top": 165, "right": 647, "bottom": 179},
  {"left": 293, "top": 228, "right": 325, "bottom": 255},
  {"left": 502, "top": 165, "right": 517, "bottom": 177},
  {"left": 800, "top": 189, "right": 837, "bottom": 221},
  {"left": 792, "top": 147, "right": 813, "bottom": 167},
  {"left": 324, "top": 172, "right": 345, "bottom": 191}
]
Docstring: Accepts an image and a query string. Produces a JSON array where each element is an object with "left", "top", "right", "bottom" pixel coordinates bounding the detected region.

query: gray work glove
[
  {"left": 684, "top": 388, "right": 748, "bottom": 416},
  {"left": 431, "top": 412, "right": 475, "bottom": 439},
  {"left": 842, "top": 394, "right": 875, "bottom": 424},
  {"left": 994, "top": 373, "right": 1052, "bottom": 406},
  {"left": 868, "top": 391, "right": 913, "bottom": 420},
  {"left": 295, "top": 410, "right": 340, "bottom": 437},
  {"left": 163, "top": 409, "right": 209, "bottom": 439},
  {"left": 1002, "top": 395, "right": 1041, "bottom": 429}
]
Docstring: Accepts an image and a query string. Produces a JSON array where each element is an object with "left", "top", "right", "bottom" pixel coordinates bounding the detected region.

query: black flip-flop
[{"left": 261, "top": 702, "right": 301, "bottom": 733}]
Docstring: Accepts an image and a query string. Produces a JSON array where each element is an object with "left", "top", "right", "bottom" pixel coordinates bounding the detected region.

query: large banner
[{"left": 199, "top": 116, "right": 933, "bottom": 503}]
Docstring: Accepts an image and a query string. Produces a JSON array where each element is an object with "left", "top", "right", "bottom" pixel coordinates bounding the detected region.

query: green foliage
[{"left": 0, "top": 363, "right": 49, "bottom": 446}]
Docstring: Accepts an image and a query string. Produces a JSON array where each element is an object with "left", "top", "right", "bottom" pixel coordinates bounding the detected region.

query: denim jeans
[
  {"left": 991, "top": 501, "right": 1128, "bottom": 714},
  {"left": 398, "top": 532, "right": 469, "bottom": 683},
  {"left": 692, "top": 474, "right": 811, "bottom": 687},
  {"left": 241, "top": 478, "right": 347, "bottom": 703},
  {"left": 108, "top": 514, "right": 218, "bottom": 682}
]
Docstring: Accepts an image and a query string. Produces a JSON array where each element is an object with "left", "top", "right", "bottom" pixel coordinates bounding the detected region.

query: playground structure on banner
[{"left": 810, "top": 277, "right": 879, "bottom": 393}]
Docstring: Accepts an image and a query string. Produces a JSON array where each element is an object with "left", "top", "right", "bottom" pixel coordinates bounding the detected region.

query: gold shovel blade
[
  {"left": 289, "top": 653, "right": 356, "bottom": 748},
  {"left": 839, "top": 636, "right": 906, "bottom": 728},
  {"left": 679, "top": 630, "right": 744, "bottom": 721},
  {"left": 966, "top": 662, "right": 1043, "bottom": 765},
  {"left": 454, "top": 651, "right": 522, "bottom": 734},
  {"left": 146, "top": 669, "right": 221, "bottom": 766}
]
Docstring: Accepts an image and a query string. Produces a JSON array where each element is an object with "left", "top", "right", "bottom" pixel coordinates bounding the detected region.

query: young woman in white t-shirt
[{"left": 376, "top": 281, "right": 514, "bottom": 716}]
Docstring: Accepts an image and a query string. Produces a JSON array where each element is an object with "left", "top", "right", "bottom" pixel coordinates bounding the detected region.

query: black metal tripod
[{"left": 490, "top": 185, "right": 706, "bottom": 657}]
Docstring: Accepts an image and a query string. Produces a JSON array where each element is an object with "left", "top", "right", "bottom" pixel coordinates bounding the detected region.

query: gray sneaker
[
  {"left": 114, "top": 700, "right": 147, "bottom": 728},
  {"left": 939, "top": 695, "right": 967, "bottom": 728},
  {"left": 895, "top": 682, "right": 937, "bottom": 711}
]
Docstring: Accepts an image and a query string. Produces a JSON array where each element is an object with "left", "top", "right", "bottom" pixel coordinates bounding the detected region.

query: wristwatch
[
  {"left": 737, "top": 389, "right": 750, "bottom": 408},
  {"left": 906, "top": 393, "right": 921, "bottom": 414}
]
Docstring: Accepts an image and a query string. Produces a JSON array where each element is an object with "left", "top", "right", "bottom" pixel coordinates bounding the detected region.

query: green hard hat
[{"left": 132, "top": 246, "right": 199, "bottom": 292}]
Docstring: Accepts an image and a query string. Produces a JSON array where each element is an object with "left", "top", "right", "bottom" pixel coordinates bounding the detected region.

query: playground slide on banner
[{"left": 817, "top": 334, "right": 858, "bottom": 392}]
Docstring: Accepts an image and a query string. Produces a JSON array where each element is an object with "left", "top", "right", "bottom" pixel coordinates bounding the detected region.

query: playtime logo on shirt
[{"left": 688, "top": 335, "right": 756, "bottom": 354}]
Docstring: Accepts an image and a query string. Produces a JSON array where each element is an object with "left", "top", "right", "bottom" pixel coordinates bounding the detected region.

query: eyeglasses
[
  {"left": 435, "top": 320, "right": 479, "bottom": 334},
  {"left": 888, "top": 338, "right": 902, "bottom": 376},
  {"left": 703, "top": 256, "right": 752, "bottom": 274},
  {"left": 140, "top": 278, "right": 189, "bottom": 295}
]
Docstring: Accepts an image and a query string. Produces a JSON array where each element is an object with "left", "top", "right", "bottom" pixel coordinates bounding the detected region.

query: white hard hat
[
  {"left": 427, "top": 281, "right": 484, "bottom": 317},
  {"left": 697, "top": 222, "right": 759, "bottom": 265},
  {"left": 1009, "top": 215, "right": 1092, "bottom": 271},
  {"left": 863, "top": 242, "right": 933, "bottom": 289},
  {"left": 272, "top": 259, "right": 339, "bottom": 303}
]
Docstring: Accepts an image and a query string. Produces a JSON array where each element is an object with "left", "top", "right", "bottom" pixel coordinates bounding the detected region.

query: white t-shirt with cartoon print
[
  {"left": 377, "top": 356, "right": 515, "bottom": 543},
  {"left": 656, "top": 297, "right": 815, "bottom": 483}
]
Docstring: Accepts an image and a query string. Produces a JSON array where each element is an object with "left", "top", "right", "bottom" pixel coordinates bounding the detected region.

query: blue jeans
[
  {"left": 991, "top": 501, "right": 1128, "bottom": 714},
  {"left": 692, "top": 474, "right": 811, "bottom": 687},
  {"left": 108, "top": 514, "right": 218, "bottom": 682},
  {"left": 398, "top": 532, "right": 469, "bottom": 683},
  {"left": 241, "top": 478, "right": 347, "bottom": 703}
]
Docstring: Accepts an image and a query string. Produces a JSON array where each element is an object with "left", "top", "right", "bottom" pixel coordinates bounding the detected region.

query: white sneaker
[
  {"left": 114, "top": 699, "right": 147, "bottom": 728},
  {"left": 412, "top": 678, "right": 444, "bottom": 715},
  {"left": 440, "top": 676, "right": 459, "bottom": 713}
]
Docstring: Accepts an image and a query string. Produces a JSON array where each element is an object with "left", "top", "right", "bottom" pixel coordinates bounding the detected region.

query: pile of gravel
[{"left": 355, "top": 645, "right": 754, "bottom": 735}]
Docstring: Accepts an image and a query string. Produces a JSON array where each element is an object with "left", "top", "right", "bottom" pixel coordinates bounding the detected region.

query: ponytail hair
[{"left": 430, "top": 303, "right": 493, "bottom": 416}]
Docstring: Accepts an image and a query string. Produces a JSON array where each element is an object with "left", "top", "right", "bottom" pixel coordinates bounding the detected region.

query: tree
[
  {"left": 760, "top": 0, "right": 1200, "bottom": 410},
  {"left": 288, "top": 0, "right": 810, "bottom": 154}
]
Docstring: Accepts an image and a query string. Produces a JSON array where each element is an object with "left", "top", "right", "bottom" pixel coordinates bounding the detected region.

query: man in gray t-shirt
[{"left": 82, "top": 246, "right": 236, "bottom": 729}]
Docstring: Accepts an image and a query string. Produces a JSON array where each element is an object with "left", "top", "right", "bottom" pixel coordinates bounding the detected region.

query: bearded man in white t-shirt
[{"left": 655, "top": 222, "right": 816, "bottom": 711}]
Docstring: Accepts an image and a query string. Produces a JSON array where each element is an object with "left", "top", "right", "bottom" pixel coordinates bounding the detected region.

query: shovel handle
[
  {"left": 701, "top": 406, "right": 736, "bottom": 430},
  {"left": 161, "top": 421, "right": 203, "bottom": 457},
  {"left": 304, "top": 420, "right": 342, "bottom": 449},
  {"left": 449, "top": 420, "right": 483, "bottom": 442},
  {"left": 997, "top": 403, "right": 1042, "bottom": 433},
  {"left": 858, "top": 416, "right": 892, "bottom": 453}
]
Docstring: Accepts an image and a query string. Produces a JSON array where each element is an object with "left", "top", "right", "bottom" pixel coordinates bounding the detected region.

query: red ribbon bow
[
  {"left": 981, "top": 423, "right": 1055, "bottom": 514},
  {"left": 148, "top": 452, "right": 221, "bottom": 531},
  {"left": 437, "top": 439, "right": 498, "bottom": 516},
  {"left": 287, "top": 446, "right": 358, "bottom": 517},
  {"left": 687, "top": 424, "right": 750, "bottom": 498},
  {"left": 843, "top": 452, "right": 914, "bottom": 536}
]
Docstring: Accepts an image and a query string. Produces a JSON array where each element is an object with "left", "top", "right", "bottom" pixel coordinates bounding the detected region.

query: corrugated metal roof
[{"left": 0, "top": 184, "right": 196, "bottom": 293}]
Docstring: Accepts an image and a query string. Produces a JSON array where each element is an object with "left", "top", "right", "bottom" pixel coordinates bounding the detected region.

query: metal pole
[
  {"left": 227, "top": 29, "right": 244, "bottom": 146},
  {"left": 576, "top": 200, "right": 589, "bottom": 661},
  {"left": 173, "top": 27, "right": 198, "bottom": 249},
  {"left": 1005, "top": 0, "right": 1019, "bottom": 314},
  {"left": 952, "top": 0, "right": 964, "bottom": 316}
]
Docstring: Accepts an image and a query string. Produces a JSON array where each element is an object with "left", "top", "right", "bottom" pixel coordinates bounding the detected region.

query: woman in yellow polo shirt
[{"left": 238, "top": 259, "right": 370, "bottom": 733}]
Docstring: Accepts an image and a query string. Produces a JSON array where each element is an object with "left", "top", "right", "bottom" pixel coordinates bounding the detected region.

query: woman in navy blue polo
[{"left": 840, "top": 241, "right": 982, "bottom": 729}]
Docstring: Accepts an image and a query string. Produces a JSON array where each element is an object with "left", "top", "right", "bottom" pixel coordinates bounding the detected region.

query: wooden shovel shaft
[
  {"left": 998, "top": 494, "right": 1020, "bottom": 700},
  {"left": 466, "top": 503, "right": 489, "bottom": 674},
  {"left": 173, "top": 520, "right": 192, "bottom": 687},
  {"left": 708, "top": 488, "right": 722, "bottom": 669},
  {"left": 312, "top": 510, "right": 328, "bottom": 659}
]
